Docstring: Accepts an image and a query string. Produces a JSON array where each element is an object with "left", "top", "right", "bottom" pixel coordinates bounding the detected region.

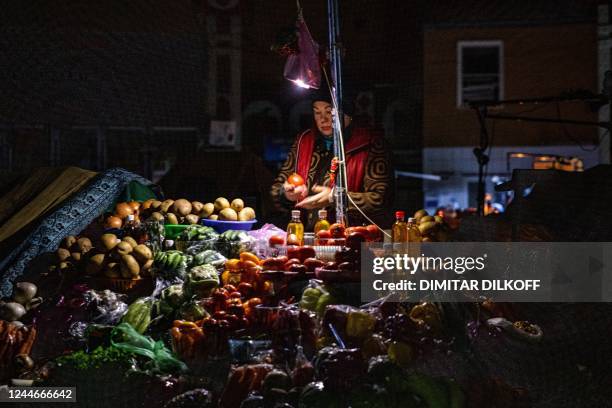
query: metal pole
[
  {"left": 474, "top": 107, "right": 489, "bottom": 216},
  {"left": 328, "top": 0, "right": 347, "bottom": 224}
]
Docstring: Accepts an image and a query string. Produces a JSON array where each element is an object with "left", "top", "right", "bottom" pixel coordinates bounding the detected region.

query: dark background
[{"left": 0, "top": 0, "right": 604, "bottom": 219}]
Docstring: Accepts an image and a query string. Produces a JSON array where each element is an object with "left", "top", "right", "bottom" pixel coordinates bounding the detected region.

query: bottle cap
[
  {"left": 318, "top": 209, "right": 327, "bottom": 218},
  {"left": 291, "top": 210, "right": 301, "bottom": 218},
  {"left": 395, "top": 211, "right": 405, "bottom": 219}
]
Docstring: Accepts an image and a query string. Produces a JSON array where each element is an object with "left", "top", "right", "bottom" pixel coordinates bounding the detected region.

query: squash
[{"left": 121, "top": 298, "right": 152, "bottom": 333}]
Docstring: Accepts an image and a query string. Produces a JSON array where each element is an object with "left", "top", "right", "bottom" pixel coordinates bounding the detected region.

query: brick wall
[{"left": 423, "top": 23, "right": 598, "bottom": 147}]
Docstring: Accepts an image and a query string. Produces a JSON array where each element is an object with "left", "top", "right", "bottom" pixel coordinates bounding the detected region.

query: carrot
[
  {"left": 18, "top": 326, "right": 37, "bottom": 355},
  {"left": 0, "top": 325, "right": 15, "bottom": 362}
]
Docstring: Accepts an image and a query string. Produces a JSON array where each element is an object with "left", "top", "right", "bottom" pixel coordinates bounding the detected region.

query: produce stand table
[{"left": 1, "top": 186, "right": 611, "bottom": 408}]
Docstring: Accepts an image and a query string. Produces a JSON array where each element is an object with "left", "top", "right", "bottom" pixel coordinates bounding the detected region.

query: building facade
[{"left": 421, "top": 2, "right": 599, "bottom": 212}]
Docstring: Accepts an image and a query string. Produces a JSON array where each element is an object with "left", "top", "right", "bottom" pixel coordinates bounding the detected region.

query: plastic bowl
[
  {"left": 164, "top": 224, "right": 189, "bottom": 240},
  {"left": 201, "top": 218, "right": 257, "bottom": 233}
]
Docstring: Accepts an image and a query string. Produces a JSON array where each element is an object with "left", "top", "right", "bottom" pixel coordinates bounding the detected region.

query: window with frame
[{"left": 457, "top": 41, "right": 503, "bottom": 107}]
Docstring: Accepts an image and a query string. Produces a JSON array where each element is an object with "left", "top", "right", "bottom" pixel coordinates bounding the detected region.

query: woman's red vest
[{"left": 294, "top": 127, "right": 379, "bottom": 192}]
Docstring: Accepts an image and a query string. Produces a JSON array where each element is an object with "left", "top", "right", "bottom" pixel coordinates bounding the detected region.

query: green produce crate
[{"left": 164, "top": 224, "right": 188, "bottom": 240}]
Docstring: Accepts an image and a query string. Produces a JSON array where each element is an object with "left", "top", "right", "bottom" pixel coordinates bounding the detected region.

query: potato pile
[
  {"left": 139, "top": 197, "right": 256, "bottom": 225},
  {"left": 101, "top": 197, "right": 256, "bottom": 228},
  {"left": 51, "top": 234, "right": 154, "bottom": 281},
  {"left": 51, "top": 235, "right": 94, "bottom": 275},
  {"left": 135, "top": 198, "right": 203, "bottom": 225},
  {"left": 413, "top": 209, "right": 450, "bottom": 242},
  {"left": 86, "top": 233, "right": 154, "bottom": 280},
  {"left": 207, "top": 197, "right": 256, "bottom": 222}
]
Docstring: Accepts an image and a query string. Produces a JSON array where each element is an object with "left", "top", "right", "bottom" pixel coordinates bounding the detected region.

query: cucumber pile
[
  {"left": 154, "top": 248, "right": 226, "bottom": 272},
  {"left": 120, "top": 298, "right": 153, "bottom": 334},
  {"left": 217, "top": 230, "right": 253, "bottom": 259},
  {"left": 218, "top": 229, "right": 249, "bottom": 242},
  {"left": 192, "top": 249, "right": 226, "bottom": 269},
  {"left": 154, "top": 250, "right": 191, "bottom": 276},
  {"left": 177, "top": 225, "right": 218, "bottom": 242}
]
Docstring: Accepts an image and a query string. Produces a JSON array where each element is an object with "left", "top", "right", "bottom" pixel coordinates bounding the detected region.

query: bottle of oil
[
  {"left": 123, "top": 214, "right": 148, "bottom": 244},
  {"left": 392, "top": 211, "right": 407, "bottom": 242},
  {"left": 314, "top": 209, "right": 330, "bottom": 234},
  {"left": 407, "top": 217, "right": 422, "bottom": 242},
  {"left": 286, "top": 210, "right": 304, "bottom": 246}
]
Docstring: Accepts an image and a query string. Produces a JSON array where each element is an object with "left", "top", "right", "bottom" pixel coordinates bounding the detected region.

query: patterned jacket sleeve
[
  {"left": 270, "top": 137, "right": 299, "bottom": 212},
  {"left": 347, "top": 137, "right": 395, "bottom": 227}
]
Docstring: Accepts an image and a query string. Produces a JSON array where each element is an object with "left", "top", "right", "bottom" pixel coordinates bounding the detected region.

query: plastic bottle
[
  {"left": 313, "top": 209, "right": 330, "bottom": 234},
  {"left": 123, "top": 214, "right": 146, "bottom": 244},
  {"left": 286, "top": 210, "right": 304, "bottom": 246},
  {"left": 391, "top": 211, "right": 407, "bottom": 242},
  {"left": 407, "top": 217, "right": 422, "bottom": 242},
  {"left": 123, "top": 214, "right": 147, "bottom": 243},
  {"left": 123, "top": 214, "right": 138, "bottom": 231}
]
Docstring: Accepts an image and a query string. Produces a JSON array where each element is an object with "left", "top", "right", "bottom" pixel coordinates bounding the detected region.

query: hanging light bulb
[
  {"left": 283, "top": 18, "right": 321, "bottom": 89},
  {"left": 292, "top": 78, "right": 311, "bottom": 89}
]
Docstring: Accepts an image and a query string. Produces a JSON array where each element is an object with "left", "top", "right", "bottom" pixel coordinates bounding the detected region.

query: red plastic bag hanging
[{"left": 283, "top": 17, "right": 321, "bottom": 89}]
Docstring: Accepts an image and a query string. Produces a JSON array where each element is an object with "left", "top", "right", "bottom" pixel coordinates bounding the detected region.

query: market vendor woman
[{"left": 271, "top": 89, "right": 394, "bottom": 230}]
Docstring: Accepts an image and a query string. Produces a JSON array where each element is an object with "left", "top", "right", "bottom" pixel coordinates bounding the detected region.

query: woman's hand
[
  {"left": 283, "top": 181, "right": 308, "bottom": 202},
  {"left": 296, "top": 185, "right": 333, "bottom": 210}
]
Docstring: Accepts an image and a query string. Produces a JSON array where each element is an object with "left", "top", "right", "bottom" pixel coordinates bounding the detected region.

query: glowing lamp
[
  {"left": 292, "top": 78, "right": 311, "bottom": 89},
  {"left": 283, "top": 18, "right": 321, "bottom": 89}
]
